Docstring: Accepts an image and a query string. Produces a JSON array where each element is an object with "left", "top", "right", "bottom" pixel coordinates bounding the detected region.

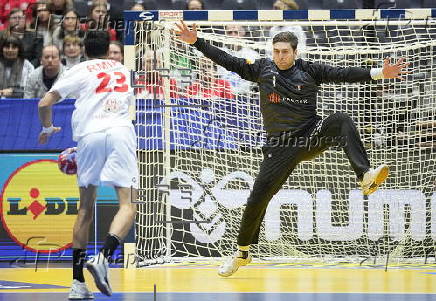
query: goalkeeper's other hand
[
  {"left": 38, "top": 126, "right": 61, "bottom": 144},
  {"left": 382, "top": 57, "right": 410, "bottom": 80},
  {"left": 174, "top": 20, "right": 198, "bottom": 44}
]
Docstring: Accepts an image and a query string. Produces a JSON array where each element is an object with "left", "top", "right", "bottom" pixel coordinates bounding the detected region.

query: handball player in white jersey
[{"left": 38, "top": 31, "right": 137, "bottom": 299}]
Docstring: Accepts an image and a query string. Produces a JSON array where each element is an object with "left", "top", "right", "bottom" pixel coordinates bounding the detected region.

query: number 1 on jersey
[{"left": 96, "top": 72, "right": 128, "bottom": 93}]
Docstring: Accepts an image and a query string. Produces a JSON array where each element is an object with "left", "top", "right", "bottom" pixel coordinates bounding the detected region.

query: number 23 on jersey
[{"left": 96, "top": 71, "right": 128, "bottom": 93}]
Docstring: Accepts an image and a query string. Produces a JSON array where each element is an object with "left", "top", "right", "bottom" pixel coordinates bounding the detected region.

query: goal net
[{"left": 124, "top": 9, "right": 436, "bottom": 265}]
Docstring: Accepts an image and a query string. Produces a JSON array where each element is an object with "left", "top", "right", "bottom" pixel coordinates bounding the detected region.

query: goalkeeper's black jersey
[{"left": 193, "top": 38, "right": 374, "bottom": 137}]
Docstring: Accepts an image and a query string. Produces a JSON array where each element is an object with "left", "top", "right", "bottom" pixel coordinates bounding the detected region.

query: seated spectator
[
  {"left": 218, "top": 24, "right": 259, "bottom": 94},
  {"left": 108, "top": 40, "right": 123, "bottom": 63},
  {"left": 130, "top": 3, "right": 144, "bottom": 11},
  {"left": 61, "top": 35, "right": 85, "bottom": 69},
  {"left": 0, "top": 0, "right": 36, "bottom": 27},
  {"left": 135, "top": 49, "right": 178, "bottom": 99},
  {"left": 0, "top": 35, "right": 34, "bottom": 98},
  {"left": 0, "top": 8, "right": 43, "bottom": 67},
  {"left": 51, "top": 9, "right": 85, "bottom": 52},
  {"left": 105, "top": 0, "right": 143, "bottom": 43},
  {"left": 273, "top": 0, "right": 297, "bottom": 9},
  {"left": 268, "top": 0, "right": 307, "bottom": 55},
  {"left": 24, "top": 44, "right": 65, "bottom": 98},
  {"left": 80, "top": 1, "right": 117, "bottom": 41},
  {"left": 186, "top": 0, "right": 204, "bottom": 9},
  {"left": 30, "top": 0, "right": 55, "bottom": 46},
  {"left": 50, "top": 0, "right": 73, "bottom": 23},
  {"left": 185, "top": 57, "right": 234, "bottom": 100}
]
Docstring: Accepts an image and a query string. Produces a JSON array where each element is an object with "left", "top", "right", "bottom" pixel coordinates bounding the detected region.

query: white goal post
[{"left": 124, "top": 9, "right": 436, "bottom": 265}]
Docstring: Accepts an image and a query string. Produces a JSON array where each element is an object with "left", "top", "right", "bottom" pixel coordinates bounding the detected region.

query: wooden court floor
[{"left": 1, "top": 262, "right": 436, "bottom": 300}]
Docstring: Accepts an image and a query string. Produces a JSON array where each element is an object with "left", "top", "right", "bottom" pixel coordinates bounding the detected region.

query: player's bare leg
[
  {"left": 69, "top": 185, "right": 97, "bottom": 300},
  {"left": 108, "top": 187, "right": 138, "bottom": 238},
  {"left": 86, "top": 187, "right": 137, "bottom": 297},
  {"left": 73, "top": 186, "right": 97, "bottom": 248}
]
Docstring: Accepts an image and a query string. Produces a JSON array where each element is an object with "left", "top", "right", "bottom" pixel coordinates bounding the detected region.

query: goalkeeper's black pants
[{"left": 237, "top": 112, "right": 371, "bottom": 246}]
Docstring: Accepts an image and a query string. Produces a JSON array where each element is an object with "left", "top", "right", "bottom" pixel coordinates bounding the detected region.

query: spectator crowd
[
  {"left": 0, "top": 0, "right": 434, "bottom": 100},
  {"left": 0, "top": 0, "right": 132, "bottom": 98}
]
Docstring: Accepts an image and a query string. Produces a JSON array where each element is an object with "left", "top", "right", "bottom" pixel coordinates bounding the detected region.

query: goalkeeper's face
[{"left": 272, "top": 42, "right": 297, "bottom": 71}]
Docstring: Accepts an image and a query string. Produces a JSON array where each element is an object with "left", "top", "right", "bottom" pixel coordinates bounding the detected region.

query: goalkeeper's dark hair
[
  {"left": 84, "top": 30, "right": 110, "bottom": 58},
  {"left": 272, "top": 31, "right": 298, "bottom": 51}
]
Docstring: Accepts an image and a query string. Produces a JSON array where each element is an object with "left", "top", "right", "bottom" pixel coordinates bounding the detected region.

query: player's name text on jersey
[{"left": 86, "top": 60, "right": 119, "bottom": 73}]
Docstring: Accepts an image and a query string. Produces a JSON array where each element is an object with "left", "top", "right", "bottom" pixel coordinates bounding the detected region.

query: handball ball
[{"left": 58, "top": 148, "right": 77, "bottom": 175}]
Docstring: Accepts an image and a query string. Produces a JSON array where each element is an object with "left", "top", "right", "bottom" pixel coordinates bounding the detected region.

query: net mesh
[{"left": 131, "top": 16, "right": 436, "bottom": 264}]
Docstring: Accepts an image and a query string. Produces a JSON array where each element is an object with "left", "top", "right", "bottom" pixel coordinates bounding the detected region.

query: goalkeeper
[{"left": 175, "top": 21, "right": 409, "bottom": 277}]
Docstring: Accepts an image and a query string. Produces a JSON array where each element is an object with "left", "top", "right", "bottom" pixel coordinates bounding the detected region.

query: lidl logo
[{"left": 0, "top": 160, "right": 79, "bottom": 253}]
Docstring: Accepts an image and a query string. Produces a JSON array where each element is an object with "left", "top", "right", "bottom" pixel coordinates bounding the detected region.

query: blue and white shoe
[
  {"left": 86, "top": 252, "right": 112, "bottom": 296},
  {"left": 68, "top": 279, "right": 94, "bottom": 299}
]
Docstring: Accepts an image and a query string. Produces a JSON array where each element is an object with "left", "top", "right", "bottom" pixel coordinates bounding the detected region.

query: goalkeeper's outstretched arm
[
  {"left": 175, "top": 20, "right": 262, "bottom": 83},
  {"left": 306, "top": 57, "right": 410, "bottom": 85}
]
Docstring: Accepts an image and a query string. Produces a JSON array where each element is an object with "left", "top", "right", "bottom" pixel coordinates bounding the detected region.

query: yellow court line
[{"left": 0, "top": 267, "right": 436, "bottom": 293}]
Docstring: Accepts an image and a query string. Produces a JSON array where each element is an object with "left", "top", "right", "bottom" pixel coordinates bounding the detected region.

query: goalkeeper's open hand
[
  {"left": 174, "top": 20, "right": 198, "bottom": 44},
  {"left": 38, "top": 126, "right": 62, "bottom": 144},
  {"left": 382, "top": 57, "right": 410, "bottom": 80}
]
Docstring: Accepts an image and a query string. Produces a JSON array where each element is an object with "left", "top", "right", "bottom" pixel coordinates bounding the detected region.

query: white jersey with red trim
[{"left": 50, "top": 59, "right": 134, "bottom": 142}]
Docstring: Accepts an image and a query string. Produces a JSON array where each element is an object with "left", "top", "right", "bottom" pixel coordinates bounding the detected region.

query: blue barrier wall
[
  {"left": 0, "top": 99, "right": 75, "bottom": 151},
  {"left": 0, "top": 98, "right": 262, "bottom": 151}
]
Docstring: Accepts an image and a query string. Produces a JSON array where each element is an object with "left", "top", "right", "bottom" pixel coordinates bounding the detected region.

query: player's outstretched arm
[
  {"left": 307, "top": 57, "right": 410, "bottom": 84},
  {"left": 381, "top": 57, "right": 410, "bottom": 80},
  {"left": 38, "top": 91, "right": 62, "bottom": 144},
  {"left": 174, "top": 20, "right": 262, "bottom": 83}
]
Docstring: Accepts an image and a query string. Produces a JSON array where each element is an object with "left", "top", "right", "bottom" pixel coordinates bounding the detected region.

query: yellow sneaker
[
  {"left": 218, "top": 252, "right": 252, "bottom": 277},
  {"left": 360, "top": 164, "right": 389, "bottom": 195}
]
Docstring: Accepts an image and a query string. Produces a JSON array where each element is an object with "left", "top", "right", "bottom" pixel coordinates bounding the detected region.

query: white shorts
[{"left": 76, "top": 126, "right": 139, "bottom": 189}]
